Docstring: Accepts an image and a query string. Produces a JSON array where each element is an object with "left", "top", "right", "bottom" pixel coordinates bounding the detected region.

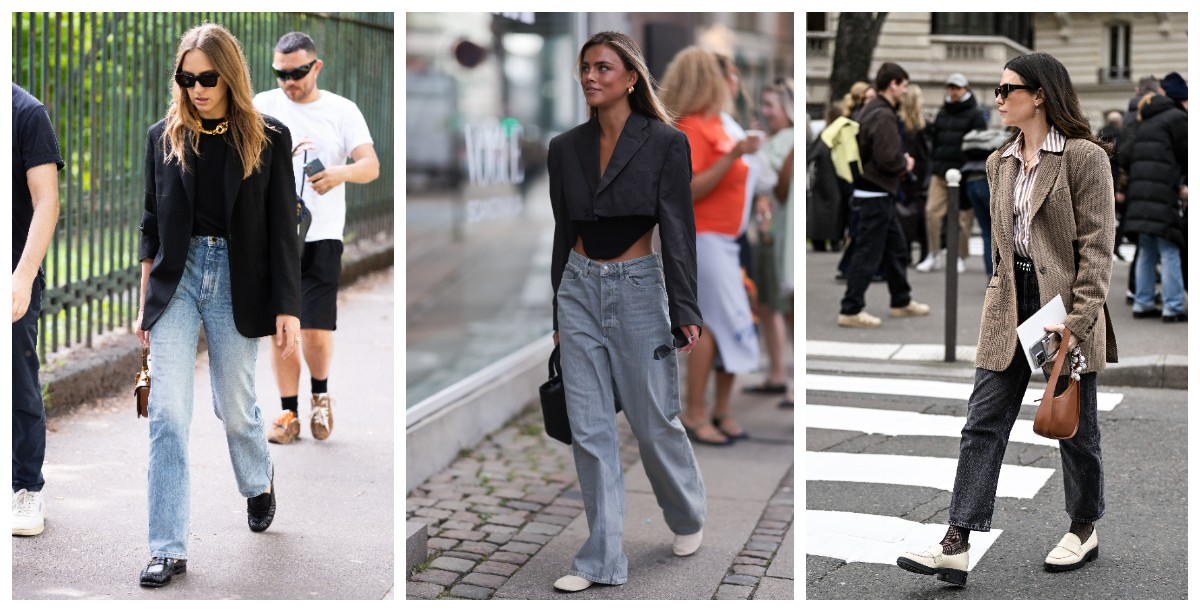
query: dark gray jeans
[{"left": 949, "top": 255, "right": 1104, "bottom": 531}]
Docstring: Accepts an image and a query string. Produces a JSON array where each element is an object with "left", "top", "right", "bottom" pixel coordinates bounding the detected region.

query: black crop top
[{"left": 574, "top": 215, "right": 657, "bottom": 260}]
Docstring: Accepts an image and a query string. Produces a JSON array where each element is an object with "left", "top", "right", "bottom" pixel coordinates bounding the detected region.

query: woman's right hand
[
  {"left": 553, "top": 331, "right": 559, "bottom": 346},
  {"left": 676, "top": 324, "right": 701, "bottom": 355},
  {"left": 136, "top": 309, "right": 149, "bottom": 349}
]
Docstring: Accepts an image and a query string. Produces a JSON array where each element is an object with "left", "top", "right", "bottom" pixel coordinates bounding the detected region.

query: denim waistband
[
  {"left": 189, "top": 235, "right": 228, "bottom": 249},
  {"left": 567, "top": 249, "right": 661, "bottom": 277}
]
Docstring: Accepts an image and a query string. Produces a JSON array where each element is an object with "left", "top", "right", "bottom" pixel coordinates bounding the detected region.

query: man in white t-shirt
[{"left": 254, "top": 32, "right": 379, "bottom": 445}]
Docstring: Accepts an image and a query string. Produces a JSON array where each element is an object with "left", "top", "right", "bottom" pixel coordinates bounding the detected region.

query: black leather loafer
[
  {"left": 140, "top": 557, "right": 186, "bottom": 587},
  {"left": 1162, "top": 313, "right": 1188, "bottom": 323},
  {"left": 247, "top": 469, "right": 276, "bottom": 533}
]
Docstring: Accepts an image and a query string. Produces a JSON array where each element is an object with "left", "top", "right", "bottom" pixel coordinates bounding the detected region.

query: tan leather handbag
[
  {"left": 1033, "top": 328, "right": 1079, "bottom": 439},
  {"left": 134, "top": 348, "right": 150, "bottom": 419}
]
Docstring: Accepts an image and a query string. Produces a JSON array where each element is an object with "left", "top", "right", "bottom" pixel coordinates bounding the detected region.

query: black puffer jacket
[
  {"left": 929, "top": 92, "right": 987, "bottom": 175},
  {"left": 1121, "top": 95, "right": 1187, "bottom": 245}
]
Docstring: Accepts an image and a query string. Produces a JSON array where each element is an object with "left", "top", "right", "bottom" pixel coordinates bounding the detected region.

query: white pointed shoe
[
  {"left": 673, "top": 528, "right": 703, "bottom": 556},
  {"left": 896, "top": 543, "right": 969, "bottom": 586},
  {"left": 1044, "top": 528, "right": 1099, "bottom": 572},
  {"left": 553, "top": 575, "right": 594, "bottom": 592}
]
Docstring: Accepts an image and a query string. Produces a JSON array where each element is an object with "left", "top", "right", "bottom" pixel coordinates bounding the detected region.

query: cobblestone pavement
[{"left": 405, "top": 405, "right": 793, "bottom": 600}]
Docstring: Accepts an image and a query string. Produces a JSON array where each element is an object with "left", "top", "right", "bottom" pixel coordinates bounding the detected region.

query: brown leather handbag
[
  {"left": 134, "top": 348, "right": 150, "bottom": 419},
  {"left": 1033, "top": 328, "right": 1079, "bottom": 439}
]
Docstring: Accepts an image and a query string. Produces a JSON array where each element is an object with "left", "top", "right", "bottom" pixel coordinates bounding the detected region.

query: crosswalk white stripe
[
  {"left": 806, "top": 404, "right": 1059, "bottom": 447},
  {"left": 807, "top": 509, "right": 1002, "bottom": 570},
  {"left": 807, "top": 451, "right": 1055, "bottom": 499},
  {"left": 805, "top": 373, "right": 1124, "bottom": 412}
]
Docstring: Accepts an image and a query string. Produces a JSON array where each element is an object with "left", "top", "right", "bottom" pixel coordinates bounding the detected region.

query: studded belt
[{"left": 1014, "top": 256, "right": 1034, "bottom": 273}]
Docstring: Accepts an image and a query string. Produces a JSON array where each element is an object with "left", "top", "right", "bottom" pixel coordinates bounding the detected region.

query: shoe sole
[
  {"left": 896, "top": 557, "right": 967, "bottom": 586},
  {"left": 1044, "top": 545, "right": 1099, "bottom": 572},
  {"left": 12, "top": 524, "right": 44, "bottom": 536}
]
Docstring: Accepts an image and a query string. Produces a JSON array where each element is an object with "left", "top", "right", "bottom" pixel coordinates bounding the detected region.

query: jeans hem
[
  {"left": 13, "top": 485, "right": 44, "bottom": 493},
  {"left": 947, "top": 520, "right": 991, "bottom": 532},
  {"left": 1068, "top": 514, "right": 1103, "bottom": 524},
  {"left": 568, "top": 570, "right": 626, "bottom": 586},
  {"left": 150, "top": 550, "right": 188, "bottom": 561}
]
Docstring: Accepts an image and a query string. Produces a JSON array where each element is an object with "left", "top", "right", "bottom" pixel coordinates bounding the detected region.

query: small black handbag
[{"left": 538, "top": 346, "right": 622, "bottom": 445}]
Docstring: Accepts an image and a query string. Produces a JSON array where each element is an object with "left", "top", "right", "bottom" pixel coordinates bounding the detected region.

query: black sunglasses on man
[{"left": 273, "top": 59, "right": 318, "bottom": 81}]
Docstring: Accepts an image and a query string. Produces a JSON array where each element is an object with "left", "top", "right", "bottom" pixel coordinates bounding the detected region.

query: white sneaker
[
  {"left": 673, "top": 528, "right": 703, "bottom": 556},
  {"left": 957, "top": 258, "right": 966, "bottom": 273},
  {"left": 915, "top": 252, "right": 938, "bottom": 273},
  {"left": 13, "top": 489, "right": 45, "bottom": 536},
  {"left": 553, "top": 574, "right": 594, "bottom": 592}
]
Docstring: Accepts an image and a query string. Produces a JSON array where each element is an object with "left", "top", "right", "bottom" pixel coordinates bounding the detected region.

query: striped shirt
[{"left": 1001, "top": 126, "right": 1065, "bottom": 258}]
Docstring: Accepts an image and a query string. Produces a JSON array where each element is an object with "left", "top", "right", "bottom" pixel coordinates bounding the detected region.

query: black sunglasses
[
  {"left": 175, "top": 71, "right": 219, "bottom": 89},
  {"left": 994, "top": 83, "right": 1037, "bottom": 99},
  {"left": 273, "top": 59, "right": 318, "bottom": 81}
]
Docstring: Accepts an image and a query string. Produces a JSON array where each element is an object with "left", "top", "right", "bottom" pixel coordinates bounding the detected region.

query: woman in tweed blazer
[{"left": 897, "top": 52, "right": 1118, "bottom": 586}]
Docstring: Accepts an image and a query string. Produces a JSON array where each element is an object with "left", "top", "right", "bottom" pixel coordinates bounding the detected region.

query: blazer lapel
[
  {"left": 596, "top": 112, "right": 649, "bottom": 194},
  {"left": 1027, "top": 152, "right": 1063, "bottom": 221},
  {"left": 222, "top": 140, "right": 244, "bottom": 229},
  {"left": 992, "top": 155, "right": 1019, "bottom": 261},
  {"left": 572, "top": 116, "right": 600, "bottom": 197}
]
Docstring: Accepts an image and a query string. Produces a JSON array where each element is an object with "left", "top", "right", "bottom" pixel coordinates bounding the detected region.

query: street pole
[{"left": 944, "top": 169, "right": 961, "bottom": 362}]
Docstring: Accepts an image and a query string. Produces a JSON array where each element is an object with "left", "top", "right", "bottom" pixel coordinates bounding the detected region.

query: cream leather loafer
[
  {"left": 1044, "top": 529, "right": 1098, "bottom": 572},
  {"left": 553, "top": 575, "right": 594, "bottom": 592},
  {"left": 896, "top": 543, "right": 969, "bottom": 586},
  {"left": 673, "top": 528, "right": 703, "bottom": 556}
]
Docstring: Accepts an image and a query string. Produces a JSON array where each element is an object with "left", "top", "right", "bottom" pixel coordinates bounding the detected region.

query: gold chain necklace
[{"left": 195, "top": 118, "right": 229, "bottom": 136}]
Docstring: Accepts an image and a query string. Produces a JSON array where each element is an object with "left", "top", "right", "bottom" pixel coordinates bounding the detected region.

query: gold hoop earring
[{"left": 627, "top": 85, "right": 634, "bottom": 95}]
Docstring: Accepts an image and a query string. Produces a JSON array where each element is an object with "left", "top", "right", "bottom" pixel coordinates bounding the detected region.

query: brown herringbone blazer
[{"left": 978, "top": 137, "right": 1118, "bottom": 373}]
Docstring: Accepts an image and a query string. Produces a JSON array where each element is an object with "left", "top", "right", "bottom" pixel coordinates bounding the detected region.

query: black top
[
  {"left": 192, "top": 117, "right": 230, "bottom": 238},
  {"left": 11, "top": 84, "right": 64, "bottom": 270},
  {"left": 574, "top": 215, "right": 657, "bottom": 260},
  {"left": 547, "top": 111, "right": 701, "bottom": 334},
  {"left": 928, "top": 93, "right": 987, "bottom": 175}
]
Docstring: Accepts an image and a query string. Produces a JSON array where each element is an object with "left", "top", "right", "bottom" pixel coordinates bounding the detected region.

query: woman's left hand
[
  {"left": 677, "top": 324, "right": 701, "bottom": 355},
  {"left": 276, "top": 314, "right": 301, "bottom": 360},
  {"left": 1043, "top": 323, "right": 1079, "bottom": 351}
]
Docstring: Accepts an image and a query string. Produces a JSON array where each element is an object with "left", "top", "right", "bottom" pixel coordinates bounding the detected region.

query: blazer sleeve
[
  {"left": 658, "top": 130, "right": 702, "bottom": 332},
  {"left": 265, "top": 121, "right": 301, "bottom": 318},
  {"left": 548, "top": 136, "right": 571, "bottom": 333},
  {"left": 139, "top": 128, "right": 160, "bottom": 262},
  {"left": 1064, "top": 143, "right": 1115, "bottom": 343}
]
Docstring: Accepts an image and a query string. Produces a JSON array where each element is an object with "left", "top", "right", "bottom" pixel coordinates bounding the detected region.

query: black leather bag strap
[{"left": 548, "top": 346, "right": 561, "bottom": 379}]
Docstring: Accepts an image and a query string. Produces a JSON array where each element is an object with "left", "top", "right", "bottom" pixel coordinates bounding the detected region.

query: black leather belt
[{"left": 1014, "top": 255, "right": 1034, "bottom": 273}]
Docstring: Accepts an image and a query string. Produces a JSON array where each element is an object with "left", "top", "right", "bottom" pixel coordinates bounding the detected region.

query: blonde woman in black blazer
[
  {"left": 135, "top": 23, "right": 299, "bottom": 588},
  {"left": 547, "top": 31, "right": 707, "bottom": 592},
  {"left": 898, "top": 52, "right": 1116, "bottom": 586}
]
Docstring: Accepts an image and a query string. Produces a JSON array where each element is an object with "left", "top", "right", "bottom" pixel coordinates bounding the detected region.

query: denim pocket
[
  {"left": 623, "top": 265, "right": 664, "bottom": 290},
  {"left": 563, "top": 262, "right": 582, "bottom": 281}
]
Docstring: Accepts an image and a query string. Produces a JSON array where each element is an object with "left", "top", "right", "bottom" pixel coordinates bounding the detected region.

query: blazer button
[{"left": 1039, "top": 266, "right": 1046, "bottom": 273}]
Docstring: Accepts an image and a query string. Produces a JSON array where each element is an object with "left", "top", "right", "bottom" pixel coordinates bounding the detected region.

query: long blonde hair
[
  {"left": 900, "top": 83, "right": 926, "bottom": 132},
  {"left": 577, "top": 32, "right": 673, "bottom": 124},
  {"left": 842, "top": 81, "right": 872, "bottom": 117},
  {"left": 162, "top": 23, "right": 272, "bottom": 179},
  {"left": 658, "top": 46, "right": 727, "bottom": 118}
]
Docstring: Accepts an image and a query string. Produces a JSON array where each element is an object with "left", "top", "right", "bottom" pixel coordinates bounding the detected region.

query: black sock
[
  {"left": 1069, "top": 520, "right": 1094, "bottom": 542},
  {"left": 311, "top": 378, "right": 328, "bottom": 395},
  {"left": 281, "top": 396, "right": 299, "bottom": 415},
  {"left": 941, "top": 525, "right": 971, "bottom": 554}
]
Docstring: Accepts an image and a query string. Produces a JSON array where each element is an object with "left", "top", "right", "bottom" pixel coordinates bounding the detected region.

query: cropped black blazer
[
  {"left": 139, "top": 115, "right": 301, "bottom": 338},
  {"left": 548, "top": 111, "right": 701, "bottom": 334}
]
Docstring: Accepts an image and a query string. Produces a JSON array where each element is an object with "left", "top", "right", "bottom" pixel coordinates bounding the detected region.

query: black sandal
[
  {"left": 682, "top": 420, "right": 732, "bottom": 446},
  {"left": 712, "top": 416, "right": 749, "bottom": 440}
]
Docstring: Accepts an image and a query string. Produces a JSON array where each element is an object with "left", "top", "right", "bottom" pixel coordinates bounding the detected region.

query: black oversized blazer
[
  {"left": 139, "top": 115, "right": 301, "bottom": 338},
  {"left": 548, "top": 110, "right": 701, "bottom": 334}
]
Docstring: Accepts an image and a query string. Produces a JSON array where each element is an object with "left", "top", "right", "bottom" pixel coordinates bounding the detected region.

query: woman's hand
[
  {"left": 553, "top": 331, "right": 559, "bottom": 346},
  {"left": 676, "top": 324, "right": 701, "bottom": 355},
  {"left": 1043, "top": 323, "right": 1078, "bottom": 351},
  {"left": 136, "top": 309, "right": 150, "bottom": 349},
  {"left": 276, "top": 314, "right": 301, "bottom": 360}
]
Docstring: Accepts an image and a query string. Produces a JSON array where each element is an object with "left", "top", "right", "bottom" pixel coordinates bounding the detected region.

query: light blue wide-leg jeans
[
  {"left": 556, "top": 249, "right": 707, "bottom": 585},
  {"left": 147, "top": 236, "right": 273, "bottom": 559}
]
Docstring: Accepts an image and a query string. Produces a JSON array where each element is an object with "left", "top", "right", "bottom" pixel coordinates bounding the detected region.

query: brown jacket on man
[
  {"left": 978, "top": 137, "right": 1118, "bottom": 373},
  {"left": 853, "top": 95, "right": 907, "bottom": 196}
]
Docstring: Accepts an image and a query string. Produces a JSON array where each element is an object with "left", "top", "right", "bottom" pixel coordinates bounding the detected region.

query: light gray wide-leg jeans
[{"left": 557, "top": 250, "right": 707, "bottom": 585}]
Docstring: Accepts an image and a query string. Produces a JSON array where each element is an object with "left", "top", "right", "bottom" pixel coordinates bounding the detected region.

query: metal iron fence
[{"left": 12, "top": 12, "right": 394, "bottom": 360}]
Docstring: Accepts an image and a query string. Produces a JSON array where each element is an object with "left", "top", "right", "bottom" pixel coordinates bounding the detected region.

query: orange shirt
[{"left": 676, "top": 113, "right": 748, "bottom": 236}]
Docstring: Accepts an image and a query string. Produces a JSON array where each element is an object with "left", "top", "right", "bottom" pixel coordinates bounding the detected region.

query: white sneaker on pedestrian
[
  {"left": 553, "top": 574, "right": 594, "bottom": 592},
  {"left": 12, "top": 489, "right": 45, "bottom": 536},
  {"left": 957, "top": 258, "right": 966, "bottom": 273},
  {"left": 673, "top": 528, "right": 703, "bottom": 556},
  {"left": 915, "top": 252, "right": 942, "bottom": 273},
  {"left": 837, "top": 311, "right": 882, "bottom": 328}
]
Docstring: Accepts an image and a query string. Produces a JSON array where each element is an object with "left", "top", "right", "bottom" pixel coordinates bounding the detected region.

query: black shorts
[{"left": 300, "top": 239, "right": 343, "bottom": 330}]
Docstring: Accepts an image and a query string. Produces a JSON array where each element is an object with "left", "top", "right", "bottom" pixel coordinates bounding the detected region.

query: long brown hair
[
  {"left": 162, "top": 23, "right": 273, "bottom": 178},
  {"left": 659, "top": 46, "right": 727, "bottom": 118},
  {"left": 1002, "top": 52, "right": 1113, "bottom": 156},
  {"left": 577, "top": 32, "right": 673, "bottom": 124}
]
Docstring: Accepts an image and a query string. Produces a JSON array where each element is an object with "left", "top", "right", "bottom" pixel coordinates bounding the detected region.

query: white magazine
[{"left": 1016, "top": 294, "right": 1067, "bottom": 372}]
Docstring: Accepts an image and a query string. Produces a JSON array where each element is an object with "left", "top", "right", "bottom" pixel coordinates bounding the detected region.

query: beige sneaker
[
  {"left": 890, "top": 301, "right": 931, "bottom": 318},
  {"left": 310, "top": 393, "right": 334, "bottom": 441},
  {"left": 267, "top": 411, "right": 300, "bottom": 444},
  {"left": 837, "top": 311, "right": 882, "bottom": 328}
]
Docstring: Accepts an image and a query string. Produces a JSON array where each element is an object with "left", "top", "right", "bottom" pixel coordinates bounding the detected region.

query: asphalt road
[
  {"left": 804, "top": 377, "right": 1188, "bottom": 599},
  {"left": 11, "top": 269, "right": 395, "bottom": 600}
]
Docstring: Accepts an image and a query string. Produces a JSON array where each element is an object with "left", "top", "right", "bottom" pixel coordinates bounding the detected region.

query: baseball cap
[{"left": 945, "top": 73, "right": 969, "bottom": 88}]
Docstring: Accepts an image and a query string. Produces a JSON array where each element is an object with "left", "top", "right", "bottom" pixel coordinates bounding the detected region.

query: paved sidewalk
[
  {"left": 406, "top": 373, "right": 795, "bottom": 600},
  {"left": 11, "top": 269, "right": 395, "bottom": 599}
]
